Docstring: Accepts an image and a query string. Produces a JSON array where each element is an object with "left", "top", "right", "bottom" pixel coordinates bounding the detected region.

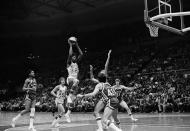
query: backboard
[{"left": 144, "top": 0, "right": 190, "bottom": 36}]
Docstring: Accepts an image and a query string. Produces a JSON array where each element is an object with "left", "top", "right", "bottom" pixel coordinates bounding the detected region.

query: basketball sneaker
[
  {"left": 52, "top": 119, "right": 59, "bottom": 127},
  {"left": 65, "top": 114, "right": 71, "bottom": 123},
  {"left": 11, "top": 118, "right": 16, "bottom": 128},
  {"left": 96, "top": 128, "right": 103, "bottom": 131},
  {"left": 55, "top": 123, "right": 60, "bottom": 127},
  {"left": 28, "top": 126, "right": 36, "bottom": 131},
  {"left": 131, "top": 117, "right": 138, "bottom": 122}
]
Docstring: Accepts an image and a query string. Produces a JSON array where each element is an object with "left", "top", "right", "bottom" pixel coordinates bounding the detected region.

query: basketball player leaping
[
  {"left": 51, "top": 77, "right": 67, "bottom": 127},
  {"left": 11, "top": 70, "right": 37, "bottom": 131},
  {"left": 65, "top": 37, "right": 83, "bottom": 122}
]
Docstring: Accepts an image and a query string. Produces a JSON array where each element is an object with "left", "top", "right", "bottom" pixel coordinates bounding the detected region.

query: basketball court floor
[{"left": 1, "top": 112, "right": 190, "bottom": 131}]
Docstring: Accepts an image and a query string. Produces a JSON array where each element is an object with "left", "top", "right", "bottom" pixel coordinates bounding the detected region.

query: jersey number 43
[{"left": 108, "top": 88, "right": 116, "bottom": 96}]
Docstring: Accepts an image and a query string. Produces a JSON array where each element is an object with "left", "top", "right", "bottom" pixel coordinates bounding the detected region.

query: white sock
[
  {"left": 109, "top": 123, "right": 121, "bottom": 131},
  {"left": 66, "top": 110, "right": 71, "bottom": 116},
  {"left": 29, "top": 117, "right": 34, "bottom": 127},
  {"left": 97, "top": 120, "right": 103, "bottom": 129},
  {"left": 55, "top": 117, "right": 60, "bottom": 124},
  {"left": 14, "top": 114, "right": 21, "bottom": 121}
]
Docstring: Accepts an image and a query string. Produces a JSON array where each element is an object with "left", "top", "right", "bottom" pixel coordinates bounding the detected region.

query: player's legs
[
  {"left": 120, "top": 100, "right": 138, "bottom": 121},
  {"left": 65, "top": 77, "right": 74, "bottom": 122},
  {"left": 102, "top": 98, "right": 121, "bottom": 131},
  {"left": 28, "top": 99, "right": 36, "bottom": 130},
  {"left": 102, "top": 107, "right": 114, "bottom": 131},
  {"left": 11, "top": 99, "right": 31, "bottom": 127},
  {"left": 67, "top": 77, "right": 79, "bottom": 90},
  {"left": 65, "top": 100, "right": 72, "bottom": 123},
  {"left": 94, "top": 100, "right": 106, "bottom": 131},
  {"left": 65, "top": 77, "right": 79, "bottom": 122},
  {"left": 112, "top": 109, "right": 120, "bottom": 127},
  {"left": 52, "top": 103, "right": 65, "bottom": 127}
]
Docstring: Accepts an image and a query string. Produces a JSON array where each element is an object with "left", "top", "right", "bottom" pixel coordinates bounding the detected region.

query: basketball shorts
[
  {"left": 67, "top": 77, "right": 79, "bottom": 95},
  {"left": 67, "top": 76, "right": 79, "bottom": 85},
  {"left": 25, "top": 93, "right": 36, "bottom": 101},
  {"left": 106, "top": 97, "right": 119, "bottom": 110}
]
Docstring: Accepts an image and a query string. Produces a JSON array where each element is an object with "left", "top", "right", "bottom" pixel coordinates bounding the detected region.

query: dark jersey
[
  {"left": 25, "top": 78, "right": 37, "bottom": 100},
  {"left": 113, "top": 85, "right": 129, "bottom": 102},
  {"left": 99, "top": 83, "right": 117, "bottom": 103}
]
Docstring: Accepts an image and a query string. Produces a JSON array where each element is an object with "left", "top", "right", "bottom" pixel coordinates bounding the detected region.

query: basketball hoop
[
  {"left": 144, "top": 0, "right": 190, "bottom": 36},
  {"left": 146, "top": 23, "right": 159, "bottom": 37}
]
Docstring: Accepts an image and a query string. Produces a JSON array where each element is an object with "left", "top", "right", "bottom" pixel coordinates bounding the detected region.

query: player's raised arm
[
  {"left": 90, "top": 65, "right": 99, "bottom": 83},
  {"left": 51, "top": 86, "right": 59, "bottom": 98},
  {"left": 75, "top": 41, "right": 83, "bottom": 61},
  {"left": 67, "top": 42, "right": 73, "bottom": 67},
  {"left": 104, "top": 50, "right": 112, "bottom": 76}
]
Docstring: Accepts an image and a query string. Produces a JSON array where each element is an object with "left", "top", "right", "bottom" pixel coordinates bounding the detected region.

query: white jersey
[
  {"left": 67, "top": 62, "right": 79, "bottom": 78},
  {"left": 56, "top": 85, "right": 67, "bottom": 104}
]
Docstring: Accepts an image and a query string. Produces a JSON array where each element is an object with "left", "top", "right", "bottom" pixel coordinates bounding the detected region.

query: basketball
[{"left": 68, "top": 37, "right": 77, "bottom": 45}]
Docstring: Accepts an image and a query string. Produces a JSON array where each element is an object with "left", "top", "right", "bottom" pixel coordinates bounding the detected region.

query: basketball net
[{"left": 146, "top": 23, "right": 159, "bottom": 37}]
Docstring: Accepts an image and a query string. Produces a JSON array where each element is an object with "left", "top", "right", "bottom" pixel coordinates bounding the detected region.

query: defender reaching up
[{"left": 79, "top": 50, "right": 112, "bottom": 131}]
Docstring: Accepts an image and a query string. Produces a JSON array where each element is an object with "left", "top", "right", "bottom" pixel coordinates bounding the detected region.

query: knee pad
[
  {"left": 30, "top": 108, "right": 35, "bottom": 117},
  {"left": 95, "top": 117, "right": 101, "bottom": 121}
]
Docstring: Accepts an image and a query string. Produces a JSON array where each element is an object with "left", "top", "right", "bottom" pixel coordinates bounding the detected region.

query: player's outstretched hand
[
  {"left": 77, "top": 94, "right": 84, "bottom": 98},
  {"left": 108, "top": 50, "right": 112, "bottom": 56}
]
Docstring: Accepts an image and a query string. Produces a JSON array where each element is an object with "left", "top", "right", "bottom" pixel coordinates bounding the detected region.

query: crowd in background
[{"left": 1, "top": 38, "right": 190, "bottom": 113}]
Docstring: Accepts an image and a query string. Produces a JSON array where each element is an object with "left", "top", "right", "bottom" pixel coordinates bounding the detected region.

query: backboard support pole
[{"left": 179, "top": 0, "right": 185, "bottom": 30}]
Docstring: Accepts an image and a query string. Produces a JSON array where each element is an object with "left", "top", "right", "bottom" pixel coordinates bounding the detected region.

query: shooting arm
[
  {"left": 76, "top": 42, "right": 83, "bottom": 61},
  {"left": 67, "top": 44, "right": 73, "bottom": 67}
]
